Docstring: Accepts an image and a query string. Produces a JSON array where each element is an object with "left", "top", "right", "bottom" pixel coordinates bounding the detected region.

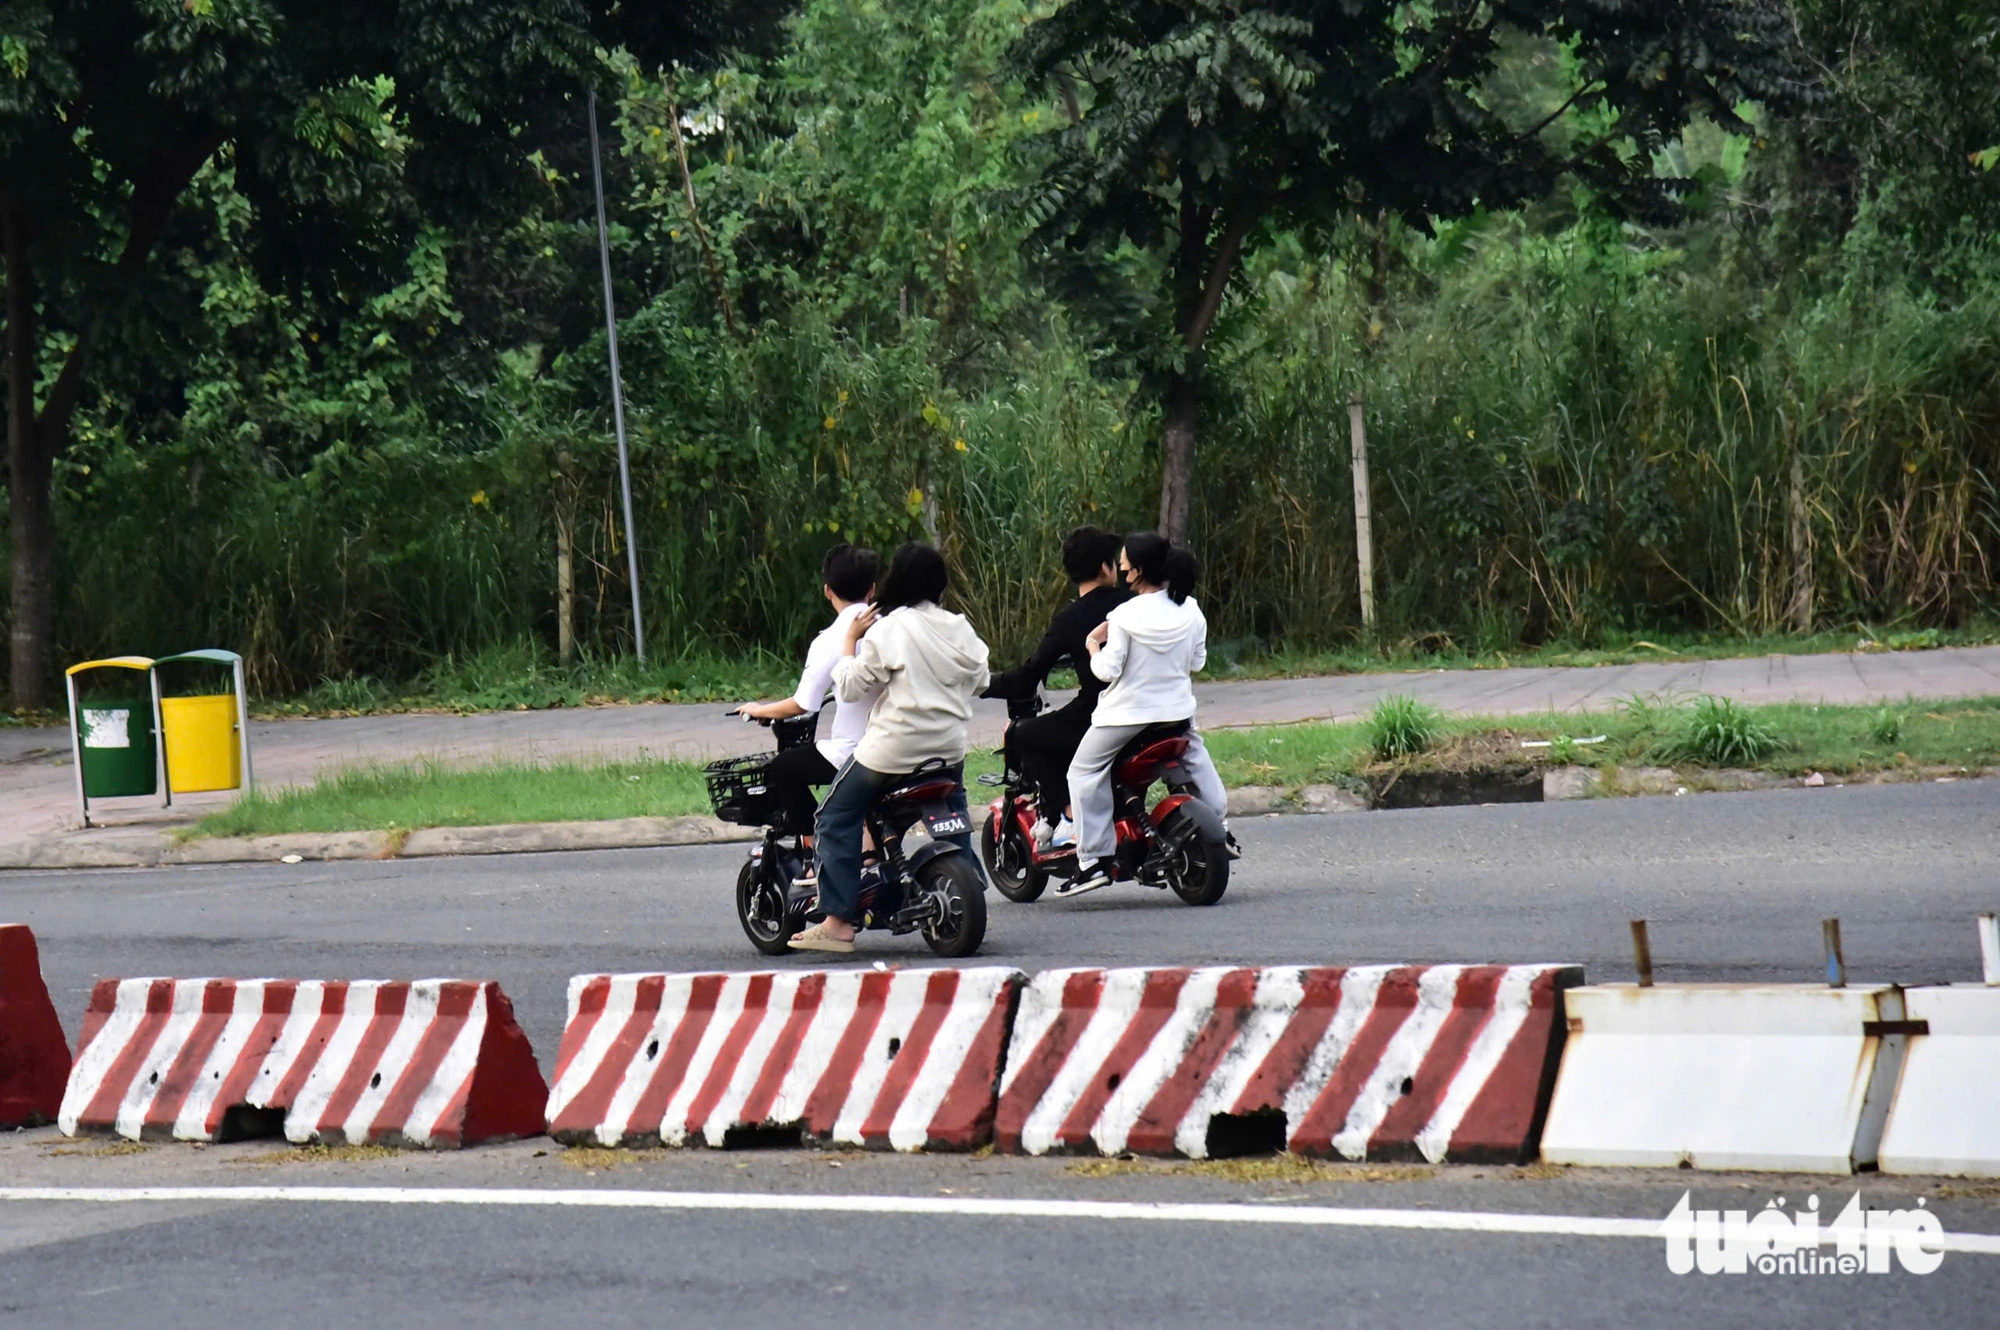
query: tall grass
[{"left": 28, "top": 218, "right": 2000, "bottom": 698}]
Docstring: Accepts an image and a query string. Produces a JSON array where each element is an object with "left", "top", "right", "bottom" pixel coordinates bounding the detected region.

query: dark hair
[
  {"left": 1122, "top": 531, "right": 1199, "bottom": 604},
  {"left": 1060, "top": 525, "right": 1121, "bottom": 585},
  {"left": 873, "top": 541, "right": 949, "bottom": 613},
  {"left": 820, "top": 543, "right": 880, "bottom": 603}
]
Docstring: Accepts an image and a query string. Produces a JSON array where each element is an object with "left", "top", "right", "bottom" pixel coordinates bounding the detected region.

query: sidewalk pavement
[{"left": 6, "top": 643, "right": 1998, "bottom": 847}]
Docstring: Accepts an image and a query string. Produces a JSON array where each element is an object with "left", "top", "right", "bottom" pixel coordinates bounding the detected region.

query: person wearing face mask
[
  {"left": 981, "top": 524, "right": 1130, "bottom": 848},
  {"left": 1062, "top": 531, "right": 1232, "bottom": 896}
]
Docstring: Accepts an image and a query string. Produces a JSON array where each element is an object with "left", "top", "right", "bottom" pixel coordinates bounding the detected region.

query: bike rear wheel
[
  {"left": 919, "top": 854, "right": 988, "bottom": 957},
  {"left": 1157, "top": 808, "right": 1229, "bottom": 906}
]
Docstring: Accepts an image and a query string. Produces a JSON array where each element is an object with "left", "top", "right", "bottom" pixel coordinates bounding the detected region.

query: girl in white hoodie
[
  {"left": 1063, "top": 532, "right": 1229, "bottom": 895},
  {"left": 791, "top": 542, "right": 991, "bottom": 952}
]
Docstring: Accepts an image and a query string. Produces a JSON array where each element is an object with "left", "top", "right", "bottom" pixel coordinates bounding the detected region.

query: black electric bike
[{"left": 709, "top": 712, "right": 987, "bottom": 958}]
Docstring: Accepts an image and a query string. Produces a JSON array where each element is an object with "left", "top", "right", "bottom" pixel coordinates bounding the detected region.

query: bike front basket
[{"left": 704, "top": 754, "right": 777, "bottom": 827}]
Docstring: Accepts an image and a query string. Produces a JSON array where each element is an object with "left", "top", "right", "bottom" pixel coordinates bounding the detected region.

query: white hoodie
[
  {"left": 833, "top": 601, "right": 991, "bottom": 772},
  {"left": 1089, "top": 590, "right": 1206, "bottom": 726}
]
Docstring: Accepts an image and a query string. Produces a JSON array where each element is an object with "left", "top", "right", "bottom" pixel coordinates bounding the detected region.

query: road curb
[{"left": 4, "top": 765, "right": 1991, "bottom": 871}]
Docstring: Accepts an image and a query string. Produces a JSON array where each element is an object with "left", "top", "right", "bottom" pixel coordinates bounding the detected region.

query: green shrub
[
  {"left": 1663, "top": 695, "right": 1783, "bottom": 766},
  {"left": 1367, "top": 694, "right": 1443, "bottom": 761},
  {"left": 1870, "top": 706, "right": 1904, "bottom": 745}
]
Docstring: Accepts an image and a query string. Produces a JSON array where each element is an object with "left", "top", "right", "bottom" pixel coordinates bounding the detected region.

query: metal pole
[
  {"left": 67, "top": 672, "right": 89, "bottom": 828},
  {"left": 589, "top": 87, "right": 647, "bottom": 663},
  {"left": 150, "top": 666, "right": 169, "bottom": 809},
  {"left": 234, "top": 656, "right": 254, "bottom": 796},
  {"left": 1348, "top": 392, "right": 1376, "bottom": 632},
  {"left": 1979, "top": 914, "right": 1999, "bottom": 987}
]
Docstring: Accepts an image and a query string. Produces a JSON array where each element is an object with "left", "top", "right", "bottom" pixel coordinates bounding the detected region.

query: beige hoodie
[{"left": 833, "top": 601, "right": 991, "bottom": 773}]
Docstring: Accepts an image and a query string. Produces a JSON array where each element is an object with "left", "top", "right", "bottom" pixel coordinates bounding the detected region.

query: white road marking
[{"left": 1, "top": 1187, "right": 1996, "bottom": 1253}]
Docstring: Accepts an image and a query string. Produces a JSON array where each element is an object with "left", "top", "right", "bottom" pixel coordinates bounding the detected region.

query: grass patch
[
  {"left": 1655, "top": 696, "right": 1782, "bottom": 766},
  {"left": 560, "top": 1146, "right": 673, "bottom": 1172},
  {"left": 190, "top": 697, "right": 2000, "bottom": 838},
  {"left": 43, "top": 1139, "right": 151, "bottom": 1157},
  {"left": 231, "top": 1143, "right": 402, "bottom": 1166},
  {"left": 1366, "top": 695, "right": 1443, "bottom": 760},
  {"left": 1201, "top": 696, "right": 2000, "bottom": 788},
  {"left": 195, "top": 758, "right": 715, "bottom": 838},
  {"left": 1065, "top": 1155, "right": 1436, "bottom": 1184}
]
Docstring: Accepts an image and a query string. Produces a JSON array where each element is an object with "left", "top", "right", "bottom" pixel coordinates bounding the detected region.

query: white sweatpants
[{"left": 1067, "top": 723, "right": 1229, "bottom": 863}]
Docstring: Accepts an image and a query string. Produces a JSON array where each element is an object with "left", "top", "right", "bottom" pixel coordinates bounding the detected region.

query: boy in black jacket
[{"left": 983, "top": 526, "right": 1129, "bottom": 847}]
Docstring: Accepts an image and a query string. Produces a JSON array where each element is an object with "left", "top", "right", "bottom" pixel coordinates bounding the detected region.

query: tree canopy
[
  {"left": 0, "top": 0, "right": 785, "bottom": 707},
  {"left": 1010, "top": 0, "right": 1804, "bottom": 537}
]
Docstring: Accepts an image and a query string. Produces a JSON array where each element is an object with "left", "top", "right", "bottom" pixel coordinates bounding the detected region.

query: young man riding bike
[
  {"left": 737, "top": 543, "right": 882, "bottom": 843},
  {"left": 791, "top": 542, "right": 991, "bottom": 953},
  {"left": 982, "top": 525, "right": 1129, "bottom": 849}
]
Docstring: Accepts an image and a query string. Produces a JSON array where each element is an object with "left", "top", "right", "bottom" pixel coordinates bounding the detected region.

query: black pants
[
  {"left": 1007, "top": 704, "right": 1092, "bottom": 817},
  {"left": 763, "top": 744, "right": 837, "bottom": 834}
]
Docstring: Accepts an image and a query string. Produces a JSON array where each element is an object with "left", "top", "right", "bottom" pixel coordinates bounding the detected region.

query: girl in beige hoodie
[{"left": 791, "top": 543, "right": 990, "bottom": 952}]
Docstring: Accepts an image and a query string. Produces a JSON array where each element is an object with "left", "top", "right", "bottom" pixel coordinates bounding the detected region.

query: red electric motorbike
[{"left": 978, "top": 694, "right": 1230, "bottom": 906}]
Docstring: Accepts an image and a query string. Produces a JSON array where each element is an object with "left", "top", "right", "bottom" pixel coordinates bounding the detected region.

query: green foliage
[
  {"left": 1660, "top": 695, "right": 1784, "bottom": 766},
  {"left": 193, "top": 697, "right": 2000, "bottom": 836},
  {"left": 6, "top": 0, "right": 1999, "bottom": 707},
  {"left": 1870, "top": 706, "right": 1903, "bottom": 746},
  {"left": 1366, "top": 694, "right": 1442, "bottom": 762},
  {"left": 194, "top": 757, "right": 715, "bottom": 837}
]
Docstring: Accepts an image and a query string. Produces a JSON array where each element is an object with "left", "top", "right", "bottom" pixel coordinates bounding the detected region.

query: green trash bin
[{"left": 65, "top": 657, "right": 164, "bottom": 824}]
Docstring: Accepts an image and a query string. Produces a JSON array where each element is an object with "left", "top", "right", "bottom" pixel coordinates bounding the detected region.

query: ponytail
[{"left": 1163, "top": 548, "right": 1200, "bottom": 604}]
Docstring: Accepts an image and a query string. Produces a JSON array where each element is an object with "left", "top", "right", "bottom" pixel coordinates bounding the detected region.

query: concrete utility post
[{"left": 1348, "top": 392, "right": 1376, "bottom": 631}]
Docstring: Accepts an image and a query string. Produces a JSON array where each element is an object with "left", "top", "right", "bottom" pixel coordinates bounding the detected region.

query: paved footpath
[{"left": 5, "top": 643, "right": 1997, "bottom": 844}]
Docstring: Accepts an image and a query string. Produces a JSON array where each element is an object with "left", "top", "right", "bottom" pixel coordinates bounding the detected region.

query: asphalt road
[{"left": 3, "top": 781, "right": 1998, "bottom": 1327}]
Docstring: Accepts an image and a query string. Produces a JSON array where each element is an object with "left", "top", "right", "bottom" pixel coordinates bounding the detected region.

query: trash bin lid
[
  {"left": 66, "top": 657, "right": 154, "bottom": 675},
  {"left": 153, "top": 649, "right": 242, "bottom": 667}
]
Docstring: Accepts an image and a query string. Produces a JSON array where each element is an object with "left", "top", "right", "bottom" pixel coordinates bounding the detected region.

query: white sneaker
[
  {"left": 1031, "top": 818, "right": 1054, "bottom": 847},
  {"left": 1050, "top": 817, "right": 1077, "bottom": 849}
]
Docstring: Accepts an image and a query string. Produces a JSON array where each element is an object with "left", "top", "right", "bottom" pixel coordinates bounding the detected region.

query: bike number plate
[{"left": 924, "top": 808, "right": 970, "bottom": 837}]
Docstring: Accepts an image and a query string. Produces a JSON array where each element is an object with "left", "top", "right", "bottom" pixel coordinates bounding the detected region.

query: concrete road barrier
[
  {"left": 0, "top": 924, "right": 71, "bottom": 1127},
  {"left": 59, "top": 978, "right": 547, "bottom": 1147},
  {"left": 1878, "top": 984, "right": 2000, "bottom": 1178},
  {"left": 546, "top": 967, "right": 1022, "bottom": 1151},
  {"left": 1539, "top": 983, "right": 1914, "bottom": 1172},
  {"left": 993, "top": 964, "right": 1582, "bottom": 1162}
]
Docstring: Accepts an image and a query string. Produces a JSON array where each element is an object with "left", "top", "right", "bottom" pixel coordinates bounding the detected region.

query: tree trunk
[
  {"left": 4, "top": 204, "right": 54, "bottom": 711},
  {"left": 1157, "top": 370, "right": 1200, "bottom": 542}
]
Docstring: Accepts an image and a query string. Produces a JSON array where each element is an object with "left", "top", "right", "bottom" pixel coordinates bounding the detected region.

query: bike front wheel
[
  {"left": 736, "top": 857, "right": 796, "bottom": 955},
  {"left": 981, "top": 809, "right": 1048, "bottom": 904}
]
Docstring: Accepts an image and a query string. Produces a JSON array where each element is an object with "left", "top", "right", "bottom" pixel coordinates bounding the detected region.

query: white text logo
[{"left": 1661, "top": 1192, "right": 1943, "bottom": 1276}]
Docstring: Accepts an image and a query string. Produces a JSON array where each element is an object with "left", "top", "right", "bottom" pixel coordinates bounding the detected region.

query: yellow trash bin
[
  {"left": 152, "top": 650, "right": 253, "bottom": 798},
  {"left": 160, "top": 693, "right": 241, "bottom": 792}
]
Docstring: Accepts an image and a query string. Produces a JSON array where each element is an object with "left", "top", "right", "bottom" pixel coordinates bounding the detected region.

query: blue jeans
[{"left": 813, "top": 759, "right": 975, "bottom": 923}]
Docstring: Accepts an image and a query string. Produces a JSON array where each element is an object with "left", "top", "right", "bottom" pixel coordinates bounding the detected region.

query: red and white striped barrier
[
  {"left": 59, "top": 978, "right": 547, "bottom": 1147},
  {"left": 0, "top": 924, "right": 71, "bottom": 1128},
  {"left": 546, "top": 967, "right": 1022, "bottom": 1151},
  {"left": 994, "top": 964, "right": 1580, "bottom": 1161}
]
